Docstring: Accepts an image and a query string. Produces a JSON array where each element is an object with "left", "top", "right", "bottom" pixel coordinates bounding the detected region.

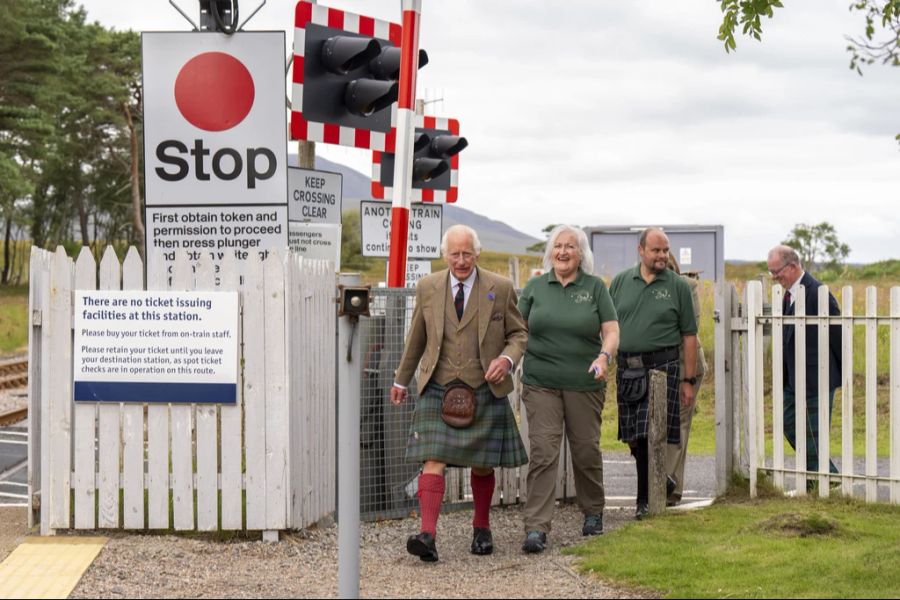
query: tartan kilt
[
  {"left": 405, "top": 382, "right": 528, "bottom": 469},
  {"left": 616, "top": 359, "right": 681, "bottom": 445}
]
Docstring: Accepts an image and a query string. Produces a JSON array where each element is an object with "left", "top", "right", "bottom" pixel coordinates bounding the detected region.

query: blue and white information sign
[{"left": 73, "top": 290, "right": 239, "bottom": 404}]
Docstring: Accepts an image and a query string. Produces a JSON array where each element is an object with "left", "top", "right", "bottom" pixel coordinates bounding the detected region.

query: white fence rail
[
  {"left": 715, "top": 280, "right": 900, "bottom": 502},
  {"left": 28, "top": 246, "right": 336, "bottom": 534}
]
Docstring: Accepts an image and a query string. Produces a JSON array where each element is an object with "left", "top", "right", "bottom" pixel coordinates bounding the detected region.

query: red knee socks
[
  {"left": 418, "top": 473, "right": 445, "bottom": 536},
  {"left": 471, "top": 471, "right": 495, "bottom": 529}
]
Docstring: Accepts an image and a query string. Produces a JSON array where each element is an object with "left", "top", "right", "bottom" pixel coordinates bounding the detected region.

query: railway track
[
  {"left": 0, "top": 407, "right": 27, "bottom": 427},
  {"left": 0, "top": 356, "right": 27, "bottom": 390}
]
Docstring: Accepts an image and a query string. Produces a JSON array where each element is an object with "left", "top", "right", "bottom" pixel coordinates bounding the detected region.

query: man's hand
[
  {"left": 680, "top": 381, "right": 696, "bottom": 408},
  {"left": 485, "top": 357, "right": 511, "bottom": 384},
  {"left": 390, "top": 386, "right": 408, "bottom": 406}
]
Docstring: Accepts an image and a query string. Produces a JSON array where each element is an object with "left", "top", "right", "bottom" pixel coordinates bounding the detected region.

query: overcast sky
[{"left": 80, "top": 0, "right": 899, "bottom": 262}]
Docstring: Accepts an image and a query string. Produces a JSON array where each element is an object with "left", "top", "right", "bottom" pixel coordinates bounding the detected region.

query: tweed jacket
[{"left": 394, "top": 266, "right": 528, "bottom": 397}]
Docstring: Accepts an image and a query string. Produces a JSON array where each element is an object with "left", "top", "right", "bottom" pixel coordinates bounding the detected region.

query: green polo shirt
[
  {"left": 518, "top": 269, "right": 618, "bottom": 391},
  {"left": 609, "top": 265, "right": 697, "bottom": 353}
]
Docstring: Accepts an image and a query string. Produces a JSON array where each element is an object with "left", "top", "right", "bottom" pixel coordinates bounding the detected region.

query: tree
[
  {"left": 0, "top": 0, "right": 143, "bottom": 267},
  {"left": 717, "top": 1, "right": 900, "bottom": 142},
  {"left": 526, "top": 224, "right": 559, "bottom": 254},
  {"left": 718, "top": 0, "right": 900, "bottom": 69},
  {"left": 340, "top": 209, "right": 373, "bottom": 271},
  {"left": 782, "top": 222, "right": 850, "bottom": 271}
]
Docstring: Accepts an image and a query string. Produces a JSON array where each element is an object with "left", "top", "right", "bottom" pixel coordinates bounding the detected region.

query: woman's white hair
[
  {"left": 441, "top": 224, "right": 482, "bottom": 256},
  {"left": 542, "top": 225, "right": 594, "bottom": 274}
]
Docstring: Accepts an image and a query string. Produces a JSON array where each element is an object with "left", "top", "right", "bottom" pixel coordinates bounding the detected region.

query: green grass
[
  {"left": 568, "top": 484, "right": 900, "bottom": 598},
  {"left": 0, "top": 283, "right": 28, "bottom": 355}
]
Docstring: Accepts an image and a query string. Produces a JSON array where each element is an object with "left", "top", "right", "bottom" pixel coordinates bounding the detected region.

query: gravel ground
[
  {"left": 0, "top": 507, "right": 28, "bottom": 563},
  {"left": 71, "top": 503, "right": 653, "bottom": 599}
]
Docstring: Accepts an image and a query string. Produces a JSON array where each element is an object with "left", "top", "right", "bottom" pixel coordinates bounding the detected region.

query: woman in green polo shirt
[{"left": 517, "top": 225, "right": 619, "bottom": 554}]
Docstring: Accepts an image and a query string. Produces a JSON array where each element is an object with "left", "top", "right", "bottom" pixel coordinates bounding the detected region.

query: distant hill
[{"left": 288, "top": 155, "right": 541, "bottom": 255}]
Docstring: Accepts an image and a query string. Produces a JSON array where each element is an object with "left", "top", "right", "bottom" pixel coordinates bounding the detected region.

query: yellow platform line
[{"left": 0, "top": 537, "right": 107, "bottom": 599}]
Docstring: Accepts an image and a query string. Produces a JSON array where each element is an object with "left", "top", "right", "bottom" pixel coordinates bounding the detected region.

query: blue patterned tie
[{"left": 454, "top": 282, "right": 465, "bottom": 321}]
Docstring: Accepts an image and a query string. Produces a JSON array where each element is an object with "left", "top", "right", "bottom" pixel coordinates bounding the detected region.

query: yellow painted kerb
[{"left": 0, "top": 536, "right": 107, "bottom": 599}]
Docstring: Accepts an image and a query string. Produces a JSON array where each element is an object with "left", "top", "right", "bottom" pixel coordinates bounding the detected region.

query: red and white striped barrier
[{"left": 387, "top": 0, "right": 423, "bottom": 288}]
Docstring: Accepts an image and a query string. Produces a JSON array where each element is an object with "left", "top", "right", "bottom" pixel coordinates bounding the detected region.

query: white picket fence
[
  {"left": 28, "top": 246, "right": 336, "bottom": 534},
  {"left": 715, "top": 280, "right": 900, "bottom": 502}
]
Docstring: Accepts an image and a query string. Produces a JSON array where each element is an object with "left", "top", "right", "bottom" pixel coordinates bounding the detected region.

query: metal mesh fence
[
  {"left": 359, "top": 288, "right": 418, "bottom": 521},
  {"left": 358, "top": 288, "right": 481, "bottom": 521}
]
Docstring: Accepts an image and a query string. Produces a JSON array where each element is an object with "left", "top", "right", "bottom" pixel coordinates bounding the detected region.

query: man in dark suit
[
  {"left": 767, "top": 245, "right": 841, "bottom": 476},
  {"left": 391, "top": 224, "right": 529, "bottom": 562}
]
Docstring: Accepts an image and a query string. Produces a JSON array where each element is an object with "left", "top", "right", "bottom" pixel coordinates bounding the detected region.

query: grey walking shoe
[
  {"left": 582, "top": 513, "right": 604, "bottom": 536},
  {"left": 522, "top": 530, "right": 547, "bottom": 553}
]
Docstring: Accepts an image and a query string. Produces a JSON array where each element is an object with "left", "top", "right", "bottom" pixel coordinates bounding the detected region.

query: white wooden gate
[
  {"left": 715, "top": 279, "right": 900, "bottom": 503},
  {"left": 28, "top": 246, "right": 336, "bottom": 534}
]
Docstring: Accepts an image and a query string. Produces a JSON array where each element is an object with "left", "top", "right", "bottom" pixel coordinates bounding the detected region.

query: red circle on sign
[{"left": 174, "top": 52, "right": 255, "bottom": 131}]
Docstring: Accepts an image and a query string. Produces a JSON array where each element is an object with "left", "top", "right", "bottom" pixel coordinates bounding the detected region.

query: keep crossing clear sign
[
  {"left": 288, "top": 167, "right": 342, "bottom": 225},
  {"left": 360, "top": 201, "right": 442, "bottom": 259}
]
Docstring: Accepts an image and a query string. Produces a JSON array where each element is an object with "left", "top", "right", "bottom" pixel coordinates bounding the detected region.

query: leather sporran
[
  {"left": 618, "top": 367, "right": 648, "bottom": 404},
  {"left": 441, "top": 383, "right": 476, "bottom": 428}
]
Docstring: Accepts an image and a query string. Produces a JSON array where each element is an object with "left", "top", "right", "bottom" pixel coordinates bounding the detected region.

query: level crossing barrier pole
[{"left": 387, "top": 0, "right": 422, "bottom": 287}]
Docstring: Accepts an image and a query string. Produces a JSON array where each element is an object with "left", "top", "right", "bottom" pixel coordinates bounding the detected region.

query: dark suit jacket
[{"left": 783, "top": 271, "right": 841, "bottom": 395}]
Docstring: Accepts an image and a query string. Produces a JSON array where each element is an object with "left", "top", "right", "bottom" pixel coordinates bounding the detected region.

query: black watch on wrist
[{"left": 682, "top": 376, "right": 698, "bottom": 385}]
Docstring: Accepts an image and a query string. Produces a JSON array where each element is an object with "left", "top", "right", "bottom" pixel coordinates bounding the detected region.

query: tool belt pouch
[
  {"left": 618, "top": 367, "right": 648, "bottom": 404},
  {"left": 441, "top": 383, "right": 476, "bottom": 428}
]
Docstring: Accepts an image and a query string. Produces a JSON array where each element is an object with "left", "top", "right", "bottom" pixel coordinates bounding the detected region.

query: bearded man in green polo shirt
[{"left": 609, "top": 228, "right": 698, "bottom": 519}]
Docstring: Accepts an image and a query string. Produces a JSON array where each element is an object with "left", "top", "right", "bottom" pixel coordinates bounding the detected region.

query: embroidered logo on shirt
[
  {"left": 653, "top": 289, "right": 672, "bottom": 301},
  {"left": 571, "top": 291, "right": 593, "bottom": 304}
]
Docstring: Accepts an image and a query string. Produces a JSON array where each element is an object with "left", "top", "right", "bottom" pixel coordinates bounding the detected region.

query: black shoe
[
  {"left": 471, "top": 527, "right": 493, "bottom": 555},
  {"left": 635, "top": 503, "right": 649, "bottom": 521},
  {"left": 666, "top": 475, "right": 677, "bottom": 498},
  {"left": 522, "top": 530, "right": 547, "bottom": 553},
  {"left": 407, "top": 532, "right": 438, "bottom": 562},
  {"left": 666, "top": 495, "right": 681, "bottom": 508},
  {"left": 582, "top": 513, "right": 604, "bottom": 536}
]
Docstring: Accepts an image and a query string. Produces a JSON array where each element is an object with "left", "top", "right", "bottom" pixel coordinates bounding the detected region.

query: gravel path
[
  {"left": 0, "top": 507, "right": 28, "bottom": 563},
  {"left": 72, "top": 503, "right": 653, "bottom": 598}
]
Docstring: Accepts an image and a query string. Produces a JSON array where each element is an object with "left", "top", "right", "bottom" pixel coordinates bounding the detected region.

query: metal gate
[{"left": 357, "top": 287, "right": 578, "bottom": 521}]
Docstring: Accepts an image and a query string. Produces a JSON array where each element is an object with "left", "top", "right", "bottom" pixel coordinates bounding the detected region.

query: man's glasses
[{"left": 769, "top": 263, "right": 791, "bottom": 277}]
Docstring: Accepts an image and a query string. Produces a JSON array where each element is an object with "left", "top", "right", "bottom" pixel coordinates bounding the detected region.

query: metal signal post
[{"left": 387, "top": 0, "right": 423, "bottom": 288}]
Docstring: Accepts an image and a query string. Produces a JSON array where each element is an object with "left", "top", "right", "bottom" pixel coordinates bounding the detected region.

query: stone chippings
[{"left": 71, "top": 504, "right": 654, "bottom": 599}]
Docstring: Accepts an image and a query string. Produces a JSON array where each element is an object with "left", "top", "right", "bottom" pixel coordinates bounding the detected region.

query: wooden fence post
[
  {"left": 122, "top": 247, "right": 145, "bottom": 529},
  {"left": 714, "top": 281, "right": 735, "bottom": 495},
  {"left": 647, "top": 369, "right": 667, "bottom": 516}
]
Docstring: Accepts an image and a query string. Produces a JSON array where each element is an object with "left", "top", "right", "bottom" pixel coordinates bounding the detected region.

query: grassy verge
[
  {"left": 0, "top": 284, "right": 28, "bottom": 355},
  {"left": 568, "top": 482, "right": 900, "bottom": 598}
]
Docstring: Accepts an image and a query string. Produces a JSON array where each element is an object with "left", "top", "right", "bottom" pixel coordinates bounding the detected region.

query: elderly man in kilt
[
  {"left": 609, "top": 228, "right": 698, "bottom": 519},
  {"left": 391, "top": 224, "right": 528, "bottom": 562}
]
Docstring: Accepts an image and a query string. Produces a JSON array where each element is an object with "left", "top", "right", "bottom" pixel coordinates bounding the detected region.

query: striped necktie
[{"left": 454, "top": 282, "right": 465, "bottom": 321}]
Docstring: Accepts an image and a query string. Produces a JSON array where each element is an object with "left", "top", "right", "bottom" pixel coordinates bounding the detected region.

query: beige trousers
[
  {"left": 521, "top": 384, "right": 605, "bottom": 533},
  {"left": 665, "top": 383, "right": 701, "bottom": 500}
]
